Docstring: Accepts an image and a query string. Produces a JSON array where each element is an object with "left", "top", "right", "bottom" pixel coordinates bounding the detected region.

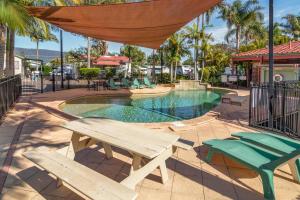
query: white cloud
[{"left": 206, "top": 26, "right": 228, "bottom": 43}]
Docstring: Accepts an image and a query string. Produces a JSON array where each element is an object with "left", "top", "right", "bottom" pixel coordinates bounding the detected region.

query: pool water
[{"left": 62, "top": 90, "right": 225, "bottom": 123}]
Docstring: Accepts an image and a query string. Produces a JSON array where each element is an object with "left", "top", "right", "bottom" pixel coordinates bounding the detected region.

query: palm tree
[
  {"left": 198, "top": 30, "right": 213, "bottom": 82},
  {"left": 219, "top": 0, "right": 263, "bottom": 52},
  {"left": 166, "top": 33, "right": 189, "bottom": 82},
  {"left": 0, "top": 0, "right": 30, "bottom": 77},
  {"left": 184, "top": 23, "right": 201, "bottom": 80},
  {"left": 28, "top": 19, "right": 58, "bottom": 72},
  {"left": 281, "top": 13, "right": 300, "bottom": 40}
]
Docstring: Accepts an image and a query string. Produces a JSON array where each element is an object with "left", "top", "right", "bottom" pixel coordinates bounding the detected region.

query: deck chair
[
  {"left": 143, "top": 77, "right": 156, "bottom": 88},
  {"left": 109, "top": 78, "right": 120, "bottom": 90},
  {"left": 131, "top": 79, "right": 144, "bottom": 89},
  {"left": 232, "top": 132, "right": 300, "bottom": 183},
  {"left": 203, "top": 139, "right": 300, "bottom": 200},
  {"left": 121, "top": 78, "right": 130, "bottom": 88}
]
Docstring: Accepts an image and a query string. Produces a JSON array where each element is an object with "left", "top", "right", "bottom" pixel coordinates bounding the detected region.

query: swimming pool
[{"left": 61, "top": 89, "right": 225, "bottom": 123}]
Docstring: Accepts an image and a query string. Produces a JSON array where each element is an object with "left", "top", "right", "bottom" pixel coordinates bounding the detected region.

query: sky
[{"left": 15, "top": 0, "right": 300, "bottom": 56}]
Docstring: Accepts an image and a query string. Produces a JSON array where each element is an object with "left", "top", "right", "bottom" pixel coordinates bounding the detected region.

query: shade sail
[{"left": 28, "top": 0, "right": 221, "bottom": 49}]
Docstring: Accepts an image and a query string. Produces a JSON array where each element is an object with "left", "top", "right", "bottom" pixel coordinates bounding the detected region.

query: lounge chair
[
  {"left": 203, "top": 138, "right": 300, "bottom": 200},
  {"left": 131, "top": 79, "right": 144, "bottom": 89},
  {"left": 232, "top": 132, "right": 300, "bottom": 182},
  {"left": 122, "top": 78, "right": 130, "bottom": 88},
  {"left": 109, "top": 78, "right": 120, "bottom": 90},
  {"left": 143, "top": 77, "right": 156, "bottom": 88}
]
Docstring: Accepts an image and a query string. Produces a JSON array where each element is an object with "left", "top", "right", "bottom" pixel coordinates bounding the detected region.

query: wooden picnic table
[{"left": 61, "top": 118, "right": 181, "bottom": 189}]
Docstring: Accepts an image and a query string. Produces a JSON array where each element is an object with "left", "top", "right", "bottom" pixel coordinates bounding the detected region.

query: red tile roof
[
  {"left": 232, "top": 41, "right": 300, "bottom": 61},
  {"left": 94, "top": 55, "right": 129, "bottom": 66}
]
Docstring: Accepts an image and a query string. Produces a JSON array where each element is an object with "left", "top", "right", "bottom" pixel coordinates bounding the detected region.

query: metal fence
[
  {"left": 249, "top": 81, "right": 300, "bottom": 139},
  {"left": 0, "top": 75, "right": 22, "bottom": 119}
]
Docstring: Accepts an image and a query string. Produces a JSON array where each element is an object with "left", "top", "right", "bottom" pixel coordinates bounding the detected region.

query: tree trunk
[
  {"left": 170, "top": 62, "right": 173, "bottom": 83},
  {"left": 236, "top": 27, "right": 240, "bottom": 52},
  {"left": 8, "top": 29, "right": 15, "bottom": 76},
  {"left": 87, "top": 37, "right": 91, "bottom": 68},
  {"left": 174, "top": 61, "right": 178, "bottom": 81},
  {"left": 36, "top": 40, "right": 39, "bottom": 72},
  {"left": 200, "top": 15, "right": 206, "bottom": 83},
  {"left": 152, "top": 49, "right": 156, "bottom": 81},
  {"left": 0, "top": 25, "right": 6, "bottom": 78},
  {"left": 194, "top": 16, "right": 201, "bottom": 80}
]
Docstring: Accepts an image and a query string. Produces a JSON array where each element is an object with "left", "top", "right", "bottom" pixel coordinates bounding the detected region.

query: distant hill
[{"left": 15, "top": 48, "right": 65, "bottom": 63}]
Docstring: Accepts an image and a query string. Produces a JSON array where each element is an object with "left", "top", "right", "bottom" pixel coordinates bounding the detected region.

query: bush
[
  {"left": 79, "top": 68, "right": 100, "bottom": 80},
  {"left": 105, "top": 68, "right": 116, "bottom": 79},
  {"left": 42, "top": 65, "right": 52, "bottom": 76},
  {"left": 156, "top": 73, "right": 171, "bottom": 84}
]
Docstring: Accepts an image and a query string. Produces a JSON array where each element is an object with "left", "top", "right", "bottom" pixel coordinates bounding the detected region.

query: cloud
[{"left": 206, "top": 26, "right": 228, "bottom": 43}]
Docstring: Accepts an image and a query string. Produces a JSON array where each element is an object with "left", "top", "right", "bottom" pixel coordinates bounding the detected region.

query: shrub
[
  {"left": 156, "top": 73, "right": 171, "bottom": 83},
  {"left": 42, "top": 65, "right": 52, "bottom": 76},
  {"left": 79, "top": 68, "right": 100, "bottom": 80}
]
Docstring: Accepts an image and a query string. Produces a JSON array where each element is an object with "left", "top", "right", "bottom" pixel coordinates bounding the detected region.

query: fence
[
  {"left": 249, "top": 81, "right": 300, "bottom": 139},
  {"left": 0, "top": 75, "right": 22, "bottom": 119}
]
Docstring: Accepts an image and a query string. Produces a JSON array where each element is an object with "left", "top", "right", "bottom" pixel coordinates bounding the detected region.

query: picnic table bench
[{"left": 24, "top": 118, "right": 193, "bottom": 200}]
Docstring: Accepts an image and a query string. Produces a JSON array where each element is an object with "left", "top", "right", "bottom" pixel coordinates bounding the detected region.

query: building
[
  {"left": 94, "top": 55, "right": 131, "bottom": 76},
  {"left": 14, "top": 56, "right": 23, "bottom": 75},
  {"left": 232, "top": 41, "right": 300, "bottom": 85}
]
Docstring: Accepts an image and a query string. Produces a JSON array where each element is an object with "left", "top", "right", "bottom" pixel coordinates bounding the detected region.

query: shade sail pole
[
  {"left": 268, "top": 0, "right": 274, "bottom": 129},
  {"left": 60, "top": 29, "right": 64, "bottom": 89}
]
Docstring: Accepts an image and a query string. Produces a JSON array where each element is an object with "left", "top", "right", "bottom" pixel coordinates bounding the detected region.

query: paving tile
[
  {"left": 137, "top": 187, "right": 172, "bottom": 200},
  {"left": 0, "top": 187, "right": 38, "bottom": 200}
]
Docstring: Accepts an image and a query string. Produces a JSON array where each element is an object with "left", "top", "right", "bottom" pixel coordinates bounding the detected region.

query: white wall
[{"left": 14, "top": 57, "right": 23, "bottom": 75}]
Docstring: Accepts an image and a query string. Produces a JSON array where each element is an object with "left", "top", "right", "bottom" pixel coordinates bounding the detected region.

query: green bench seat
[
  {"left": 203, "top": 139, "right": 300, "bottom": 200},
  {"left": 232, "top": 132, "right": 300, "bottom": 183}
]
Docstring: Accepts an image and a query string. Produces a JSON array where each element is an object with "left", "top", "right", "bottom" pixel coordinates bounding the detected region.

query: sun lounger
[
  {"left": 143, "top": 77, "right": 156, "bottom": 88},
  {"left": 109, "top": 78, "right": 120, "bottom": 90},
  {"left": 131, "top": 79, "right": 144, "bottom": 89},
  {"left": 230, "top": 96, "right": 246, "bottom": 106},
  {"left": 221, "top": 93, "right": 246, "bottom": 106},
  {"left": 203, "top": 139, "right": 300, "bottom": 200},
  {"left": 23, "top": 150, "right": 137, "bottom": 200},
  {"left": 232, "top": 132, "right": 300, "bottom": 183}
]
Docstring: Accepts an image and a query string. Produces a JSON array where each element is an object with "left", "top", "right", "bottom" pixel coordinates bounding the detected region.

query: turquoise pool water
[{"left": 62, "top": 90, "right": 225, "bottom": 123}]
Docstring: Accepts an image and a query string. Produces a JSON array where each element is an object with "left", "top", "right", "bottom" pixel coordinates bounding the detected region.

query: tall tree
[
  {"left": 219, "top": 0, "right": 263, "bottom": 52},
  {"left": 27, "top": 19, "right": 58, "bottom": 71},
  {"left": 0, "top": 0, "right": 29, "bottom": 77},
  {"left": 184, "top": 23, "right": 201, "bottom": 80},
  {"left": 281, "top": 13, "right": 300, "bottom": 40},
  {"left": 166, "top": 33, "right": 189, "bottom": 82}
]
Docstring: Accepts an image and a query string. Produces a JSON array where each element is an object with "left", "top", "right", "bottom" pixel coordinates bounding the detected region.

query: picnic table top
[{"left": 62, "top": 118, "right": 180, "bottom": 159}]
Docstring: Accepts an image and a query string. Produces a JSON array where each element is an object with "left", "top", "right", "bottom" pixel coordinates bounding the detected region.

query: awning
[{"left": 27, "top": 0, "right": 221, "bottom": 49}]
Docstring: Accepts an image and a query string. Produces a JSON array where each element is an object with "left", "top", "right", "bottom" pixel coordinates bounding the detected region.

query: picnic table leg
[
  {"left": 57, "top": 132, "right": 81, "bottom": 187},
  {"left": 130, "top": 154, "right": 142, "bottom": 174},
  {"left": 159, "top": 161, "right": 168, "bottom": 184},
  {"left": 102, "top": 143, "right": 113, "bottom": 159},
  {"left": 66, "top": 132, "right": 81, "bottom": 160}
]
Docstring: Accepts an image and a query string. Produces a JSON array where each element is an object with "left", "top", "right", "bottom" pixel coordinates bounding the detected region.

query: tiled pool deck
[{"left": 0, "top": 87, "right": 299, "bottom": 200}]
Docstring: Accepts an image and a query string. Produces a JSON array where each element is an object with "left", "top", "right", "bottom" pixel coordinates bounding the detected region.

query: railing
[
  {"left": 249, "top": 81, "right": 300, "bottom": 139},
  {"left": 0, "top": 75, "right": 22, "bottom": 119}
]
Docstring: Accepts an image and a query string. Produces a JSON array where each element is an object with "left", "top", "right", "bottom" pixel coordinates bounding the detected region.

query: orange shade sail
[{"left": 28, "top": 0, "right": 221, "bottom": 49}]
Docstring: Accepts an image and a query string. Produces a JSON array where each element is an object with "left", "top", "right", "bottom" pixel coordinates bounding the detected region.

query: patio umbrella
[{"left": 27, "top": 0, "right": 221, "bottom": 49}]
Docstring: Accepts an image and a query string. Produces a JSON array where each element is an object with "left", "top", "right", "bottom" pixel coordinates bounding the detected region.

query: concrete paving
[{"left": 0, "top": 87, "right": 299, "bottom": 200}]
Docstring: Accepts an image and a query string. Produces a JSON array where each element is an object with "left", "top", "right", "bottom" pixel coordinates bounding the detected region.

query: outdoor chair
[
  {"left": 131, "top": 79, "right": 144, "bottom": 89},
  {"left": 109, "top": 78, "right": 120, "bottom": 90},
  {"left": 143, "top": 77, "right": 156, "bottom": 88},
  {"left": 203, "top": 132, "right": 300, "bottom": 200}
]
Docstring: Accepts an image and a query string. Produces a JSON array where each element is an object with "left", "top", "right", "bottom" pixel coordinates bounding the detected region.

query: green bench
[
  {"left": 233, "top": 132, "right": 300, "bottom": 183},
  {"left": 203, "top": 133, "right": 300, "bottom": 200}
]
